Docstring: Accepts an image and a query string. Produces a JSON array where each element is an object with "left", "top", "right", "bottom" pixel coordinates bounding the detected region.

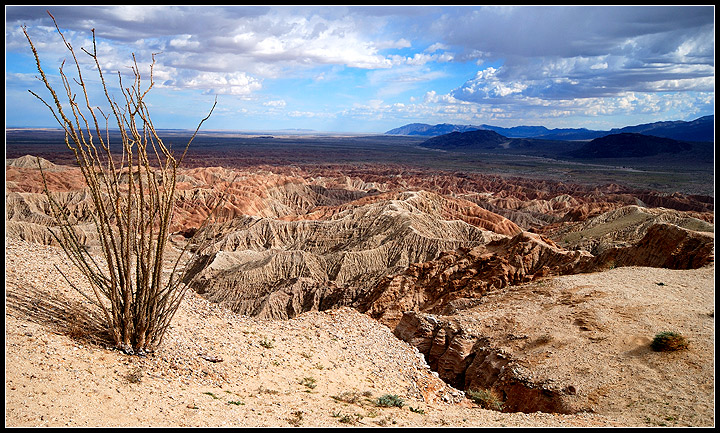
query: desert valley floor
[{"left": 5, "top": 131, "right": 715, "bottom": 427}]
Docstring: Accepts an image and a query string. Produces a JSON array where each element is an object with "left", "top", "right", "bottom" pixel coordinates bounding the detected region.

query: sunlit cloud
[{"left": 5, "top": 5, "right": 714, "bottom": 132}]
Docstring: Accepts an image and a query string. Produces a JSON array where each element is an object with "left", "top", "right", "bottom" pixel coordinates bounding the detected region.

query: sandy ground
[
  {"left": 448, "top": 261, "right": 715, "bottom": 426},
  {"left": 4, "top": 237, "right": 714, "bottom": 427}
]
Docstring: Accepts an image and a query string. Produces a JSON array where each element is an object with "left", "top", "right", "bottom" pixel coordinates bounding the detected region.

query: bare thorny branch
[{"left": 23, "top": 11, "right": 221, "bottom": 354}]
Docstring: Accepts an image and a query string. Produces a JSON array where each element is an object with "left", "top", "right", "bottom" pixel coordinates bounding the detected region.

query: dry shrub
[
  {"left": 466, "top": 388, "right": 505, "bottom": 412},
  {"left": 22, "top": 11, "right": 217, "bottom": 355},
  {"left": 331, "top": 390, "right": 362, "bottom": 404},
  {"left": 651, "top": 331, "right": 689, "bottom": 352}
]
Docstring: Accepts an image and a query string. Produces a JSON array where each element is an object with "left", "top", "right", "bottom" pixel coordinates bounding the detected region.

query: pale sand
[{"left": 5, "top": 238, "right": 714, "bottom": 427}]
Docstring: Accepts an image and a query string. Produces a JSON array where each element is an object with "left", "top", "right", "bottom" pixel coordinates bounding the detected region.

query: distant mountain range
[
  {"left": 417, "top": 124, "right": 714, "bottom": 164},
  {"left": 567, "top": 133, "right": 693, "bottom": 159},
  {"left": 386, "top": 115, "right": 714, "bottom": 143}
]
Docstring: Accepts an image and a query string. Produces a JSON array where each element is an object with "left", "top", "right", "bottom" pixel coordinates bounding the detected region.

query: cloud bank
[{"left": 5, "top": 5, "right": 714, "bottom": 131}]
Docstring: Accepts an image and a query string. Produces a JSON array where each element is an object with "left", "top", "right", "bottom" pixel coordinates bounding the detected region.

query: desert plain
[{"left": 5, "top": 129, "right": 715, "bottom": 427}]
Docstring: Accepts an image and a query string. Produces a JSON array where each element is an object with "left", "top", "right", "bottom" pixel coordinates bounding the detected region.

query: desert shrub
[
  {"left": 255, "top": 385, "right": 279, "bottom": 395},
  {"left": 337, "top": 413, "right": 356, "bottom": 424},
  {"left": 260, "top": 337, "right": 275, "bottom": 349},
  {"left": 22, "top": 12, "right": 217, "bottom": 355},
  {"left": 124, "top": 366, "right": 144, "bottom": 384},
  {"left": 287, "top": 410, "right": 304, "bottom": 426},
  {"left": 375, "top": 394, "right": 405, "bottom": 408},
  {"left": 331, "top": 390, "right": 362, "bottom": 404},
  {"left": 651, "top": 331, "right": 689, "bottom": 352},
  {"left": 299, "top": 376, "right": 317, "bottom": 389},
  {"left": 466, "top": 388, "right": 504, "bottom": 411},
  {"left": 535, "top": 333, "right": 554, "bottom": 345},
  {"left": 203, "top": 391, "right": 220, "bottom": 399}
]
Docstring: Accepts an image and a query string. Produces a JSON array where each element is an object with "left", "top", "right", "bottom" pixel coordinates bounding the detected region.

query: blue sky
[{"left": 5, "top": 5, "right": 715, "bottom": 133}]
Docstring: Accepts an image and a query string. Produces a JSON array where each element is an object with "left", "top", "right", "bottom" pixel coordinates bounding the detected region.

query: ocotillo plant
[{"left": 22, "top": 11, "right": 217, "bottom": 355}]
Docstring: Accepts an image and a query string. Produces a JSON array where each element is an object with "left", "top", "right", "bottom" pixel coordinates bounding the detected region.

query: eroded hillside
[
  {"left": 6, "top": 155, "right": 713, "bottom": 321},
  {"left": 5, "top": 155, "right": 714, "bottom": 422}
]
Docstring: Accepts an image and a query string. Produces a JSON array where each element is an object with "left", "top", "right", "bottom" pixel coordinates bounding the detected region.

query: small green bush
[
  {"left": 375, "top": 394, "right": 404, "bottom": 408},
  {"left": 651, "top": 331, "right": 689, "bottom": 352},
  {"left": 299, "top": 376, "right": 317, "bottom": 389},
  {"left": 466, "top": 388, "right": 504, "bottom": 412}
]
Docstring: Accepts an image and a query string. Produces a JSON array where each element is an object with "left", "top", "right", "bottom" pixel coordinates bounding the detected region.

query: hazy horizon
[{"left": 6, "top": 113, "right": 712, "bottom": 137}]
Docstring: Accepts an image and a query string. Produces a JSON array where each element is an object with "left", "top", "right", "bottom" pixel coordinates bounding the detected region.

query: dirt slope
[{"left": 5, "top": 238, "right": 713, "bottom": 427}]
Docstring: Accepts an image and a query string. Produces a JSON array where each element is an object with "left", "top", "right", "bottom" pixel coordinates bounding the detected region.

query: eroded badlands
[{"left": 5, "top": 155, "right": 714, "bottom": 427}]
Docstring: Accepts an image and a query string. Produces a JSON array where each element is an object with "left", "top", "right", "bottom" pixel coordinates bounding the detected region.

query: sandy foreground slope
[{"left": 5, "top": 237, "right": 714, "bottom": 427}]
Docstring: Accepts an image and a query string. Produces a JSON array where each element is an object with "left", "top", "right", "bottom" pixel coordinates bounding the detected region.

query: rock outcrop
[
  {"left": 358, "top": 231, "right": 594, "bottom": 328},
  {"left": 391, "top": 261, "right": 715, "bottom": 415},
  {"left": 393, "top": 311, "right": 582, "bottom": 414},
  {"left": 360, "top": 220, "right": 713, "bottom": 328},
  {"left": 593, "top": 222, "right": 714, "bottom": 270}
]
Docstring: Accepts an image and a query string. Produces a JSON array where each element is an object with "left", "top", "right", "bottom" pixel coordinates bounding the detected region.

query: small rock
[{"left": 200, "top": 353, "right": 223, "bottom": 363}]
